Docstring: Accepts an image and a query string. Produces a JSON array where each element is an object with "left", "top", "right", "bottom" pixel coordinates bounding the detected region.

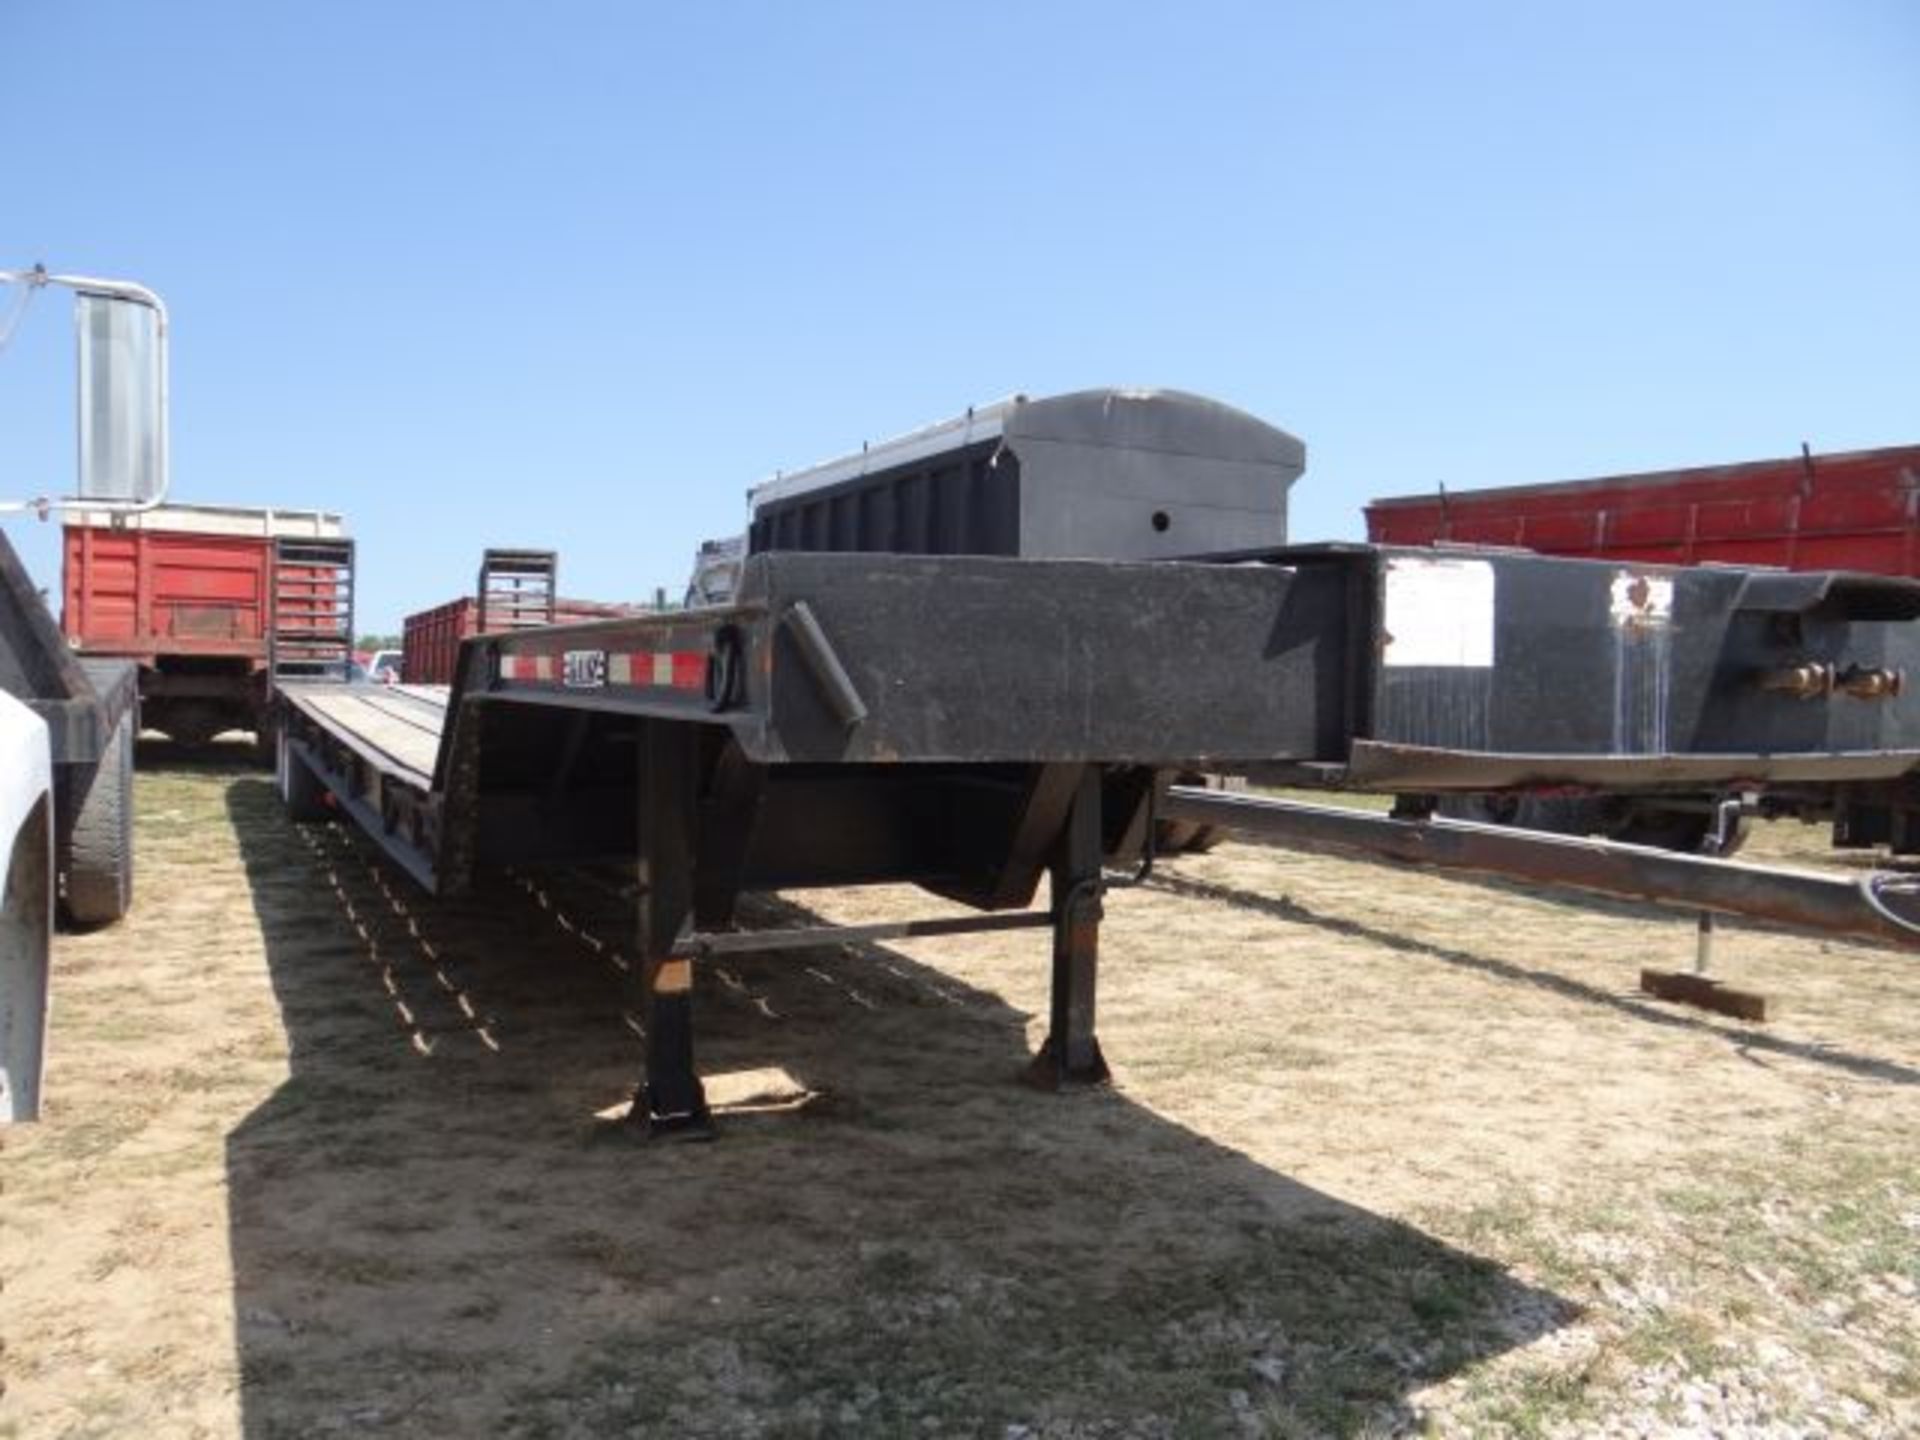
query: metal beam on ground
[{"left": 1163, "top": 787, "right": 1920, "bottom": 953}]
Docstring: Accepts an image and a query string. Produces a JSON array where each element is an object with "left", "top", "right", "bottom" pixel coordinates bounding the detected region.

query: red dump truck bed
[
  {"left": 401, "top": 594, "right": 646, "bottom": 684},
  {"left": 1365, "top": 443, "right": 1920, "bottom": 575},
  {"left": 63, "top": 504, "right": 350, "bottom": 745}
]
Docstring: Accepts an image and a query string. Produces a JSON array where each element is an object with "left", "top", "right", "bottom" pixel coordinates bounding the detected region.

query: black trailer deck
[
  {"left": 277, "top": 545, "right": 1920, "bottom": 1134},
  {"left": 283, "top": 682, "right": 445, "bottom": 780}
]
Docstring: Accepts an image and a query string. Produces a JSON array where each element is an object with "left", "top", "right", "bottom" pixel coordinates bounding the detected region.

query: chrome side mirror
[
  {"left": 1, "top": 267, "right": 169, "bottom": 513},
  {"left": 76, "top": 290, "right": 167, "bottom": 505}
]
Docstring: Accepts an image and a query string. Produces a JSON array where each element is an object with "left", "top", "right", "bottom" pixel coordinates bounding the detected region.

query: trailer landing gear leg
[
  {"left": 631, "top": 722, "right": 713, "bottom": 1140},
  {"left": 1026, "top": 768, "right": 1110, "bottom": 1090},
  {"left": 640, "top": 956, "right": 711, "bottom": 1138}
]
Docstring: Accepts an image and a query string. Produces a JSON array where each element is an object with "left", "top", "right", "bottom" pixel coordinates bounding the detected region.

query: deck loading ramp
[
  {"left": 268, "top": 535, "right": 355, "bottom": 685},
  {"left": 475, "top": 548, "right": 558, "bottom": 633},
  {"left": 274, "top": 389, "right": 1920, "bottom": 1136}
]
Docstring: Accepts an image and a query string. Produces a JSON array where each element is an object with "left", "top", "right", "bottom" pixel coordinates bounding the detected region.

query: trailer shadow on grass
[
  {"left": 221, "top": 776, "right": 1571, "bottom": 1438},
  {"left": 135, "top": 732, "right": 262, "bottom": 771}
]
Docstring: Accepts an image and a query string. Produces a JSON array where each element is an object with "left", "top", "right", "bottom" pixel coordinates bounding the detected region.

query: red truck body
[
  {"left": 1365, "top": 443, "right": 1920, "bottom": 575},
  {"left": 401, "top": 595, "right": 645, "bottom": 684},
  {"left": 62, "top": 505, "right": 349, "bottom": 744}
]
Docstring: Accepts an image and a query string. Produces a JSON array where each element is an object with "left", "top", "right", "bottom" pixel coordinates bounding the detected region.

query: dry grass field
[{"left": 3, "top": 752, "right": 1916, "bottom": 1438}]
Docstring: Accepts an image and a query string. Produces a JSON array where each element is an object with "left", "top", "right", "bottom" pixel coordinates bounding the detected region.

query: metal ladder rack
[
  {"left": 477, "top": 548, "right": 557, "bottom": 633},
  {"left": 269, "top": 537, "right": 356, "bottom": 683}
]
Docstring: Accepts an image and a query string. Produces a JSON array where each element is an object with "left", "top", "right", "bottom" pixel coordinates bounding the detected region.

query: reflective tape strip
[
  {"left": 503, "top": 654, "right": 556, "bottom": 681},
  {"left": 509, "top": 649, "right": 706, "bottom": 691},
  {"left": 607, "top": 651, "right": 707, "bottom": 691}
]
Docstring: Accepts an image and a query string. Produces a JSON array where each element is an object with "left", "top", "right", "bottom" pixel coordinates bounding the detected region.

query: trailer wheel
[
  {"left": 64, "top": 709, "right": 134, "bottom": 928},
  {"left": 277, "top": 730, "right": 330, "bottom": 822}
]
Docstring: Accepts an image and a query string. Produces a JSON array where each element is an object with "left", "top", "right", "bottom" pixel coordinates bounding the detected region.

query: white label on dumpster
[{"left": 1382, "top": 557, "right": 1495, "bottom": 667}]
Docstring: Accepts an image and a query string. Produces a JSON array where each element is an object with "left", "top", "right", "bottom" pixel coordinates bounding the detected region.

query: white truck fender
[{"left": 0, "top": 690, "right": 53, "bottom": 1122}]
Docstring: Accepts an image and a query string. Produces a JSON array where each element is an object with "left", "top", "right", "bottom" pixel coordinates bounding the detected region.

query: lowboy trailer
[{"left": 274, "top": 390, "right": 1920, "bottom": 1135}]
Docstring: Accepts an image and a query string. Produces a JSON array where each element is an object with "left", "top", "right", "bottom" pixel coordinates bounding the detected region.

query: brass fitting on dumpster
[
  {"left": 1837, "top": 665, "right": 1905, "bottom": 700},
  {"left": 1757, "top": 662, "right": 1834, "bottom": 699},
  {"left": 1757, "top": 662, "right": 1905, "bottom": 701}
]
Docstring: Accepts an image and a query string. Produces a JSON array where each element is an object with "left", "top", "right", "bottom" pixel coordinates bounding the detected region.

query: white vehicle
[
  {"left": 0, "top": 693, "right": 52, "bottom": 1122},
  {"left": 2, "top": 264, "right": 168, "bottom": 1121},
  {"left": 367, "top": 648, "right": 402, "bottom": 684}
]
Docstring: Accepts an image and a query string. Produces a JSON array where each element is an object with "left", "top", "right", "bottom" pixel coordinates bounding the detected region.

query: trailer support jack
[
  {"left": 1025, "top": 768, "right": 1111, "bottom": 1090},
  {"left": 632, "top": 722, "right": 714, "bottom": 1140},
  {"left": 639, "top": 957, "right": 711, "bottom": 1138}
]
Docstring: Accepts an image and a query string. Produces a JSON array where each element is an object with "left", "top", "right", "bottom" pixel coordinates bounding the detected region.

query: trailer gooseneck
[
  {"left": 274, "top": 389, "right": 1920, "bottom": 1136},
  {"left": 279, "top": 549, "right": 1315, "bottom": 1128}
]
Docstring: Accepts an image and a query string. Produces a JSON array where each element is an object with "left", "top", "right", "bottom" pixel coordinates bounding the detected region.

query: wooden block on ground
[{"left": 1640, "top": 969, "right": 1769, "bottom": 1022}]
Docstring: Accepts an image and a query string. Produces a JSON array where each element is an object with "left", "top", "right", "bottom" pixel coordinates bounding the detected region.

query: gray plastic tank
[{"left": 747, "top": 388, "right": 1304, "bottom": 561}]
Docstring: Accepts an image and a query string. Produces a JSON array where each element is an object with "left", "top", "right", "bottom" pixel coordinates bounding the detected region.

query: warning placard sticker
[{"left": 1381, "top": 557, "right": 1496, "bottom": 668}]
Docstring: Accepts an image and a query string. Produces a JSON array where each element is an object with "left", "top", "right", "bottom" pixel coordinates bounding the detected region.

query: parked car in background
[{"left": 367, "top": 649, "right": 402, "bottom": 685}]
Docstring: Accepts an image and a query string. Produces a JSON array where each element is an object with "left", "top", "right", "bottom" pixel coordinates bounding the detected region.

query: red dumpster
[
  {"left": 63, "top": 504, "right": 350, "bottom": 744},
  {"left": 1365, "top": 443, "right": 1920, "bottom": 576}
]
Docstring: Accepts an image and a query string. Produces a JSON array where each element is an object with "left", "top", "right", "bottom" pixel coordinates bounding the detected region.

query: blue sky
[{"left": 4, "top": 2, "right": 1916, "bottom": 631}]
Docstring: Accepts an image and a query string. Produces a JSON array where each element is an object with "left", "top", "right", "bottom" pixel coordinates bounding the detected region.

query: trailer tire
[
  {"left": 64, "top": 709, "right": 134, "bottom": 928},
  {"left": 277, "top": 731, "right": 330, "bottom": 822}
]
